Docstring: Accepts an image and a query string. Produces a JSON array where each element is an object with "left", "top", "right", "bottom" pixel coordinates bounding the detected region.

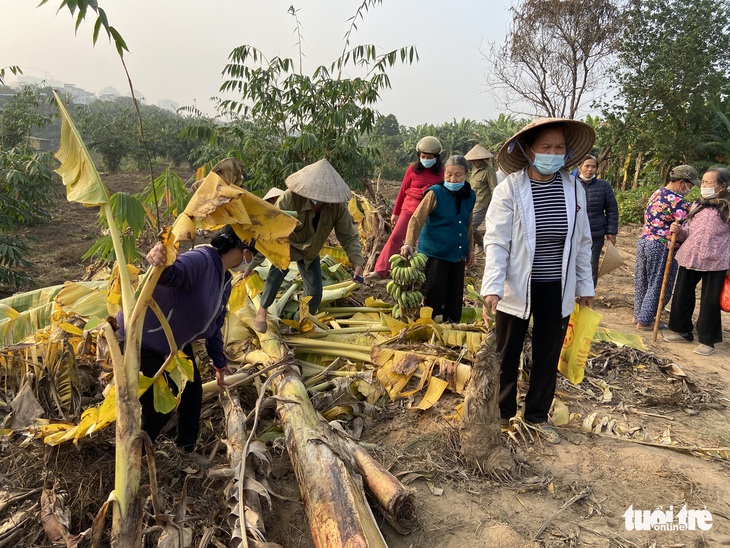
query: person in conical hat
[
  {"left": 480, "top": 118, "right": 596, "bottom": 444},
  {"left": 464, "top": 144, "right": 498, "bottom": 253},
  {"left": 248, "top": 159, "right": 364, "bottom": 333},
  {"left": 262, "top": 186, "right": 285, "bottom": 204}
]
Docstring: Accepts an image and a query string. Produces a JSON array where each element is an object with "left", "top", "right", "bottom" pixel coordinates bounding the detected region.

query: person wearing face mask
[
  {"left": 480, "top": 118, "right": 595, "bottom": 444},
  {"left": 400, "top": 155, "right": 476, "bottom": 323},
  {"left": 114, "top": 225, "right": 254, "bottom": 455},
  {"left": 368, "top": 136, "right": 444, "bottom": 279},
  {"left": 464, "top": 144, "right": 499, "bottom": 253},
  {"left": 250, "top": 159, "right": 364, "bottom": 333},
  {"left": 632, "top": 165, "right": 698, "bottom": 331},
  {"left": 663, "top": 167, "right": 730, "bottom": 356},
  {"left": 576, "top": 154, "right": 619, "bottom": 287}
]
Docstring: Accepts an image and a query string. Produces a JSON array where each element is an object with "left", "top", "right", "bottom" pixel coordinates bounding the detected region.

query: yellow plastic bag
[{"left": 558, "top": 304, "right": 603, "bottom": 385}]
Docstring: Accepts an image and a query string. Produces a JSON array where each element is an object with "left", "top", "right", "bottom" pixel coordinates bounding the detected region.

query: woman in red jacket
[{"left": 369, "top": 136, "right": 444, "bottom": 279}]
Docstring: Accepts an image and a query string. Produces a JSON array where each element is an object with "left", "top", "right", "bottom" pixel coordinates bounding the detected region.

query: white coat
[{"left": 480, "top": 168, "right": 594, "bottom": 319}]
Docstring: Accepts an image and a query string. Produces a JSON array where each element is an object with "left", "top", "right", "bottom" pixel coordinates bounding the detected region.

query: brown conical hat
[
  {"left": 598, "top": 240, "right": 624, "bottom": 278},
  {"left": 262, "top": 186, "right": 285, "bottom": 202},
  {"left": 285, "top": 159, "right": 352, "bottom": 203},
  {"left": 465, "top": 144, "right": 494, "bottom": 161},
  {"left": 497, "top": 118, "right": 595, "bottom": 174},
  {"left": 211, "top": 157, "right": 245, "bottom": 186}
]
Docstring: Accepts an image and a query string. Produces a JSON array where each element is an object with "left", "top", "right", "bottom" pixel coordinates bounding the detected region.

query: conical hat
[
  {"left": 598, "top": 240, "right": 624, "bottom": 278},
  {"left": 285, "top": 159, "right": 352, "bottom": 203},
  {"left": 263, "top": 187, "right": 284, "bottom": 202},
  {"left": 465, "top": 144, "right": 493, "bottom": 161},
  {"left": 497, "top": 118, "right": 595, "bottom": 174},
  {"left": 212, "top": 157, "right": 245, "bottom": 186}
]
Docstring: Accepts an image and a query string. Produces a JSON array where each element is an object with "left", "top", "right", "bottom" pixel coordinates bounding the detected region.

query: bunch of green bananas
[
  {"left": 387, "top": 252, "right": 427, "bottom": 319},
  {"left": 389, "top": 252, "right": 427, "bottom": 285}
]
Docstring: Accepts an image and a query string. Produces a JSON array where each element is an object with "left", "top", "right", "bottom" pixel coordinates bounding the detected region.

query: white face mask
[
  {"left": 231, "top": 251, "right": 252, "bottom": 273},
  {"left": 700, "top": 187, "right": 718, "bottom": 199}
]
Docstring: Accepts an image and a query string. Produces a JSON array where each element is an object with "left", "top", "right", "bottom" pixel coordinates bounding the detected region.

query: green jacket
[
  {"left": 470, "top": 165, "right": 498, "bottom": 210},
  {"left": 251, "top": 190, "right": 363, "bottom": 269}
]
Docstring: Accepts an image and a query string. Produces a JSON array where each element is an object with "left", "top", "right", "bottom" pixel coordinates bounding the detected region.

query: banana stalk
[{"left": 251, "top": 313, "right": 388, "bottom": 547}]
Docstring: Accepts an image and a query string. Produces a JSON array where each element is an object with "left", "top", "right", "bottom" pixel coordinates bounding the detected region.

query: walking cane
[{"left": 652, "top": 231, "right": 678, "bottom": 341}]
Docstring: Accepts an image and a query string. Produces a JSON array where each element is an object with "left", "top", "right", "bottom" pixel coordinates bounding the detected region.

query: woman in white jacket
[{"left": 481, "top": 118, "right": 595, "bottom": 444}]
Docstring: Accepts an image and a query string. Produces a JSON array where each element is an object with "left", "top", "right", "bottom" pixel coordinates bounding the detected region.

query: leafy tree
[
  {"left": 212, "top": 2, "right": 418, "bottom": 191},
  {"left": 0, "top": 87, "right": 55, "bottom": 290},
  {"left": 77, "top": 98, "right": 137, "bottom": 173},
  {"left": 605, "top": 0, "right": 730, "bottom": 179},
  {"left": 0, "top": 87, "right": 51, "bottom": 148},
  {"left": 487, "top": 0, "right": 624, "bottom": 118},
  {"left": 373, "top": 113, "right": 400, "bottom": 137}
]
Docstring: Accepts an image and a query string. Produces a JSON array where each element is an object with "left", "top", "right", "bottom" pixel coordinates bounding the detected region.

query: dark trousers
[
  {"left": 668, "top": 267, "right": 726, "bottom": 346},
  {"left": 495, "top": 280, "right": 569, "bottom": 423},
  {"left": 259, "top": 259, "right": 323, "bottom": 314},
  {"left": 590, "top": 236, "right": 605, "bottom": 288},
  {"left": 423, "top": 257, "right": 465, "bottom": 323},
  {"left": 139, "top": 345, "right": 202, "bottom": 452}
]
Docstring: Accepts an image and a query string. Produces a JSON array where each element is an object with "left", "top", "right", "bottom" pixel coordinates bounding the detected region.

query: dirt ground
[{"left": 4, "top": 173, "right": 730, "bottom": 547}]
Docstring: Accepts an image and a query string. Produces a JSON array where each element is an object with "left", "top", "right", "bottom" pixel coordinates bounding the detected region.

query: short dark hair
[{"left": 210, "top": 225, "right": 255, "bottom": 255}]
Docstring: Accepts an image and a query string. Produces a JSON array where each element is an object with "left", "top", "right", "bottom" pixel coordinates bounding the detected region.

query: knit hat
[
  {"left": 497, "top": 118, "right": 595, "bottom": 174},
  {"left": 285, "top": 159, "right": 352, "bottom": 203},
  {"left": 465, "top": 144, "right": 494, "bottom": 161}
]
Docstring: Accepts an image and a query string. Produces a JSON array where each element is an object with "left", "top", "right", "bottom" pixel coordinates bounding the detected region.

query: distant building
[
  {"left": 17, "top": 75, "right": 64, "bottom": 89},
  {"left": 62, "top": 83, "right": 95, "bottom": 105},
  {"left": 98, "top": 86, "right": 120, "bottom": 101},
  {"left": 158, "top": 99, "right": 179, "bottom": 112}
]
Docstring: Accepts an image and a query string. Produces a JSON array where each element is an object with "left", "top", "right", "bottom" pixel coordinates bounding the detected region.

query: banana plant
[{"left": 53, "top": 91, "right": 299, "bottom": 546}]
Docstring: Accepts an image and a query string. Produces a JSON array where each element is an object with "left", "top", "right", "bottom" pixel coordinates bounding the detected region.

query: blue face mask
[
  {"left": 420, "top": 158, "right": 437, "bottom": 169},
  {"left": 531, "top": 152, "right": 565, "bottom": 176},
  {"left": 444, "top": 181, "right": 465, "bottom": 191}
]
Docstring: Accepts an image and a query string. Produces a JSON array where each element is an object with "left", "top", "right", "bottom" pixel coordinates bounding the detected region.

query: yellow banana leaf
[
  {"left": 57, "top": 280, "right": 110, "bottom": 318},
  {"left": 40, "top": 354, "right": 191, "bottom": 445},
  {"left": 413, "top": 377, "right": 449, "bottom": 410},
  {"left": 592, "top": 327, "right": 647, "bottom": 350},
  {"left": 320, "top": 246, "right": 352, "bottom": 266},
  {"left": 53, "top": 90, "right": 109, "bottom": 206},
  {"left": 172, "top": 171, "right": 298, "bottom": 269},
  {"left": 234, "top": 190, "right": 299, "bottom": 269},
  {"left": 228, "top": 278, "right": 251, "bottom": 315},
  {"left": 347, "top": 196, "right": 365, "bottom": 223}
]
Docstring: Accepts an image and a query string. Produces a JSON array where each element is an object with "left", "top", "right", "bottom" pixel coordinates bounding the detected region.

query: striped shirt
[{"left": 531, "top": 173, "right": 568, "bottom": 282}]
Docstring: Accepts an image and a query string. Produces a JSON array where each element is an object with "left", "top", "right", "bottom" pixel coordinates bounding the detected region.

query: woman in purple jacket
[
  {"left": 117, "top": 225, "right": 255, "bottom": 452},
  {"left": 664, "top": 167, "right": 730, "bottom": 356}
]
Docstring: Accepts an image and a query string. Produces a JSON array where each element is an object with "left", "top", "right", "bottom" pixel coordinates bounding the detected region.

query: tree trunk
[
  {"left": 276, "top": 369, "right": 387, "bottom": 548},
  {"left": 632, "top": 152, "right": 643, "bottom": 189},
  {"left": 459, "top": 339, "right": 514, "bottom": 474}
]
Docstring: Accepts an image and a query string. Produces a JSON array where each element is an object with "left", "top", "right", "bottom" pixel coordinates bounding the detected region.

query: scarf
[{"left": 438, "top": 181, "right": 472, "bottom": 215}]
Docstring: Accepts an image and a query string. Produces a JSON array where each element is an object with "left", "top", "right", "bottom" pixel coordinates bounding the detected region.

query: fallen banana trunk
[
  {"left": 238, "top": 304, "right": 417, "bottom": 548},
  {"left": 276, "top": 369, "right": 387, "bottom": 547},
  {"left": 343, "top": 437, "right": 417, "bottom": 534},
  {"left": 220, "top": 393, "right": 270, "bottom": 547}
]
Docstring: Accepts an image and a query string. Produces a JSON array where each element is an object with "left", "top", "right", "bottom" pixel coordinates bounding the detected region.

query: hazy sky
[{"left": 1, "top": 1, "right": 512, "bottom": 127}]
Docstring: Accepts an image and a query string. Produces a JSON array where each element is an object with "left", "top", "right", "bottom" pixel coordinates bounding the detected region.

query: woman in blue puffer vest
[
  {"left": 576, "top": 154, "right": 619, "bottom": 287},
  {"left": 400, "top": 155, "right": 476, "bottom": 323}
]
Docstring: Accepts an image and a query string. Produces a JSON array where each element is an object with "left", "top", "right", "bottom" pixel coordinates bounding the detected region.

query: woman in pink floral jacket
[
  {"left": 633, "top": 165, "right": 699, "bottom": 329},
  {"left": 663, "top": 167, "right": 730, "bottom": 355}
]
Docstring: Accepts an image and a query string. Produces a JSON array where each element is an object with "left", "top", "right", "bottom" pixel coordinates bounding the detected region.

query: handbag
[{"left": 721, "top": 275, "right": 730, "bottom": 313}]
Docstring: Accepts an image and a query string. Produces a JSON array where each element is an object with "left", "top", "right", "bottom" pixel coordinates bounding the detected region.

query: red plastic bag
[{"left": 721, "top": 275, "right": 730, "bottom": 313}]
